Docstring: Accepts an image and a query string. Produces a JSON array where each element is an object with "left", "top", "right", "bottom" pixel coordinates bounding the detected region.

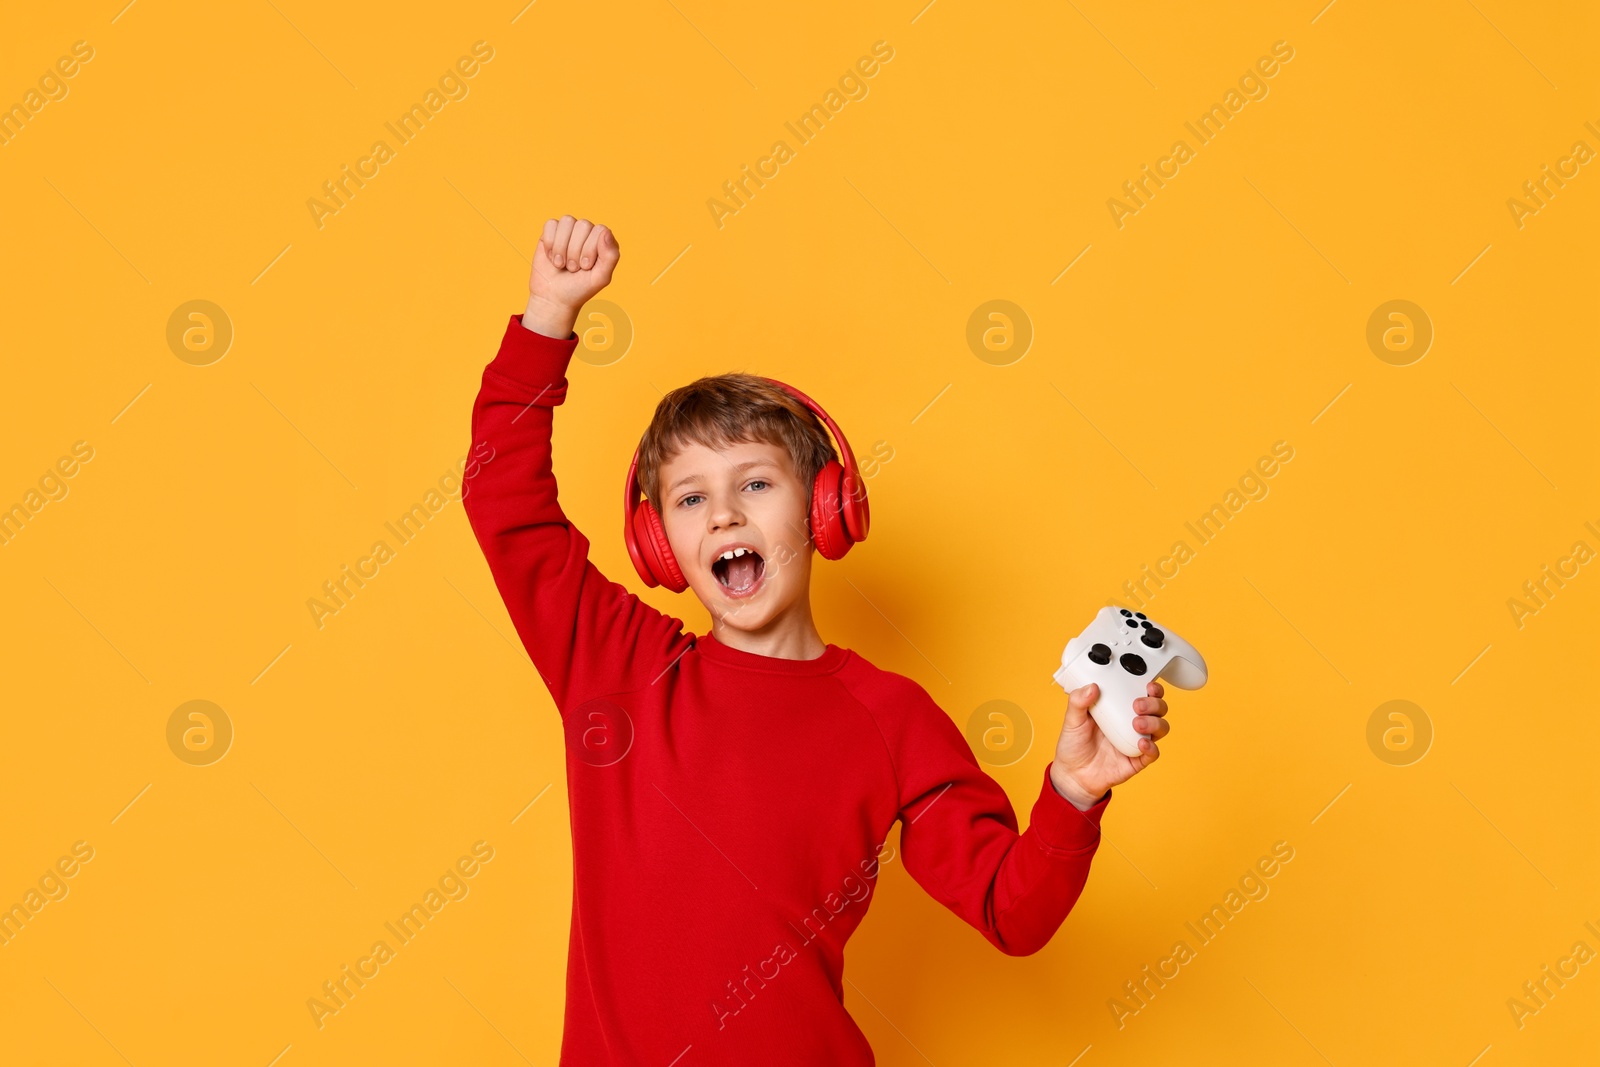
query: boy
[{"left": 464, "top": 214, "right": 1172, "bottom": 1065}]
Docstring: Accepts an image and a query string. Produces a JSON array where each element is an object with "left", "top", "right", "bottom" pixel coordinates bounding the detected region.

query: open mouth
[{"left": 711, "top": 547, "right": 765, "bottom": 598}]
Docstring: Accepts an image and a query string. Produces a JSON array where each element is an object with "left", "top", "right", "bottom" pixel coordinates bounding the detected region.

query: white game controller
[{"left": 1052, "top": 607, "right": 1208, "bottom": 757}]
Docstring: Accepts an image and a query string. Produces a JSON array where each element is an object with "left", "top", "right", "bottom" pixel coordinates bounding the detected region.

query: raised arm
[
  {"left": 878, "top": 678, "right": 1111, "bottom": 957},
  {"left": 463, "top": 216, "right": 693, "bottom": 715}
]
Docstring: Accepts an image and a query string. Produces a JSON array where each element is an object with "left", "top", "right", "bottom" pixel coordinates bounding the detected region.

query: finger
[
  {"left": 566, "top": 218, "right": 594, "bottom": 271},
  {"left": 577, "top": 222, "right": 605, "bottom": 270},
  {"left": 551, "top": 214, "right": 576, "bottom": 267},
  {"left": 1133, "top": 715, "right": 1171, "bottom": 741},
  {"left": 1134, "top": 696, "right": 1168, "bottom": 718},
  {"left": 1135, "top": 736, "right": 1161, "bottom": 761},
  {"left": 1146, "top": 680, "right": 1165, "bottom": 699}
]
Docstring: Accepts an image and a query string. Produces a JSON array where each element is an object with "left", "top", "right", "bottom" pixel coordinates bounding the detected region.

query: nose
[{"left": 707, "top": 492, "right": 744, "bottom": 532}]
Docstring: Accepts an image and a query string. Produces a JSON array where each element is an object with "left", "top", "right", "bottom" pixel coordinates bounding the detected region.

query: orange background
[{"left": 1, "top": 1, "right": 1596, "bottom": 1063}]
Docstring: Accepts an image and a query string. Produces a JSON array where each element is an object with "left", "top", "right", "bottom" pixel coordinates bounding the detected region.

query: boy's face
[{"left": 656, "top": 438, "right": 815, "bottom": 634}]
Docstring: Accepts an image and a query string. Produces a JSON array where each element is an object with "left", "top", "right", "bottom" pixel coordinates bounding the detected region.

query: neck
[{"left": 711, "top": 595, "right": 827, "bottom": 660}]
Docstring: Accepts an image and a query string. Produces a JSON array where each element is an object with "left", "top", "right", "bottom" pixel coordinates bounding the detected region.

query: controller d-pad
[
  {"left": 1088, "top": 643, "right": 1112, "bottom": 665},
  {"left": 1140, "top": 627, "right": 1164, "bottom": 649},
  {"left": 1119, "top": 653, "right": 1147, "bottom": 675}
]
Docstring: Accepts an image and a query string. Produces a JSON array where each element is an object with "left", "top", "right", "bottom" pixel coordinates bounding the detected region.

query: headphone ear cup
[
  {"left": 810, "top": 460, "right": 852, "bottom": 561},
  {"left": 840, "top": 469, "right": 869, "bottom": 543},
  {"left": 625, "top": 500, "right": 658, "bottom": 587},
  {"left": 633, "top": 500, "right": 688, "bottom": 592}
]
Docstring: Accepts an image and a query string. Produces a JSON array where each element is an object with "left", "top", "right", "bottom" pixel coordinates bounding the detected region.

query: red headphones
[{"left": 623, "top": 377, "right": 870, "bottom": 591}]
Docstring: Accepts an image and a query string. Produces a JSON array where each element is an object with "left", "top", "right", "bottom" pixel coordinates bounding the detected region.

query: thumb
[
  {"left": 1065, "top": 683, "right": 1099, "bottom": 728},
  {"left": 591, "top": 226, "right": 621, "bottom": 277}
]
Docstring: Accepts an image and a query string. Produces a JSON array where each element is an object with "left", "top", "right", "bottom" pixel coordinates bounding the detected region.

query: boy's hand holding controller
[
  {"left": 1049, "top": 679, "right": 1169, "bottom": 809},
  {"left": 521, "top": 214, "right": 620, "bottom": 339},
  {"left": 1048, "top": 608, "right": 1208, "bottom": 809}
]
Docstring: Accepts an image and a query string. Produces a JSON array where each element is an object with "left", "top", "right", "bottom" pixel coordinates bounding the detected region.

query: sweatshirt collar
[{"left": 693, "top": 631, "right": 849, "bottom": 675}]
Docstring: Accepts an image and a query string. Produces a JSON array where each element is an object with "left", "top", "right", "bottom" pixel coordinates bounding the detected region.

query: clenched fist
[{"left": 522, "top": 215, "right": 620, "bottom": 339}]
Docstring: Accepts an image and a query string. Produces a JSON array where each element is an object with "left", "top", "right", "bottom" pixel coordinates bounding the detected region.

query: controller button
[
  {"left": 1119, "top": 609, "right": 1132, "bottom": 617},
  {"left": 1125, "top": 618, "right": 1138, "bottom": 628},
  {"left": 1088, "top": 643, "right": 1112, "bottom": 665},
  {"left": 1119, "top": 653, "right": 1148, "bottom": 675},
  {"left": 1140, "top": 619, "right": 1152, "bottom": 628},
  {"left": 1141, "top": 628, "right": 1164, "bottom": 649},
  {"left": 1135, "top": 612, "right": 1147, "bottom": 619}
]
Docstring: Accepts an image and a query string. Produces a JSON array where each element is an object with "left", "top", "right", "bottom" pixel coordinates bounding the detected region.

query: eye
[
  {"left": 678, "top": 493, "right": 704, "bottom": 508},
  {"left": 745, "top": 479, "right": 769, "bottom": 491}
]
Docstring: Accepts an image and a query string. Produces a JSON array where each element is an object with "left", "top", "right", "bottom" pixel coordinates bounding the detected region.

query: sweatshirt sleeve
[
  {"left": 879, "top": 678, "right": 1110, "bottom": 957},
  {"left": 462, "top": 312, "right": 695, "bottom": 715}
]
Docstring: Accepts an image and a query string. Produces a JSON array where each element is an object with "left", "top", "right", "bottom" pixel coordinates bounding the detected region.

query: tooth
[
  {"left": 720, "top": 550, "right": 734, "bottom": 560},
  {"left": 733, "top": 548, "right": 746, "bottom": 557}
]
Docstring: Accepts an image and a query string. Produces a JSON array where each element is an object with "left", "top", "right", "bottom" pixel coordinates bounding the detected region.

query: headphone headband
[{"left": 751, "top": 375, "right": 866, "bottom": 517}]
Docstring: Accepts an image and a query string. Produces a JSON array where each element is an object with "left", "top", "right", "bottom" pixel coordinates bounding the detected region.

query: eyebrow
[{"left": 666, "top": 459, "right": 777, "bottom": 495}]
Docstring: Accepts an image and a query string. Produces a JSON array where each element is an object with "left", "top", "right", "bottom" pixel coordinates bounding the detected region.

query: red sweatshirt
[{"left": 464, "top": 313, "right": 1111, "bottom": 1066}]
